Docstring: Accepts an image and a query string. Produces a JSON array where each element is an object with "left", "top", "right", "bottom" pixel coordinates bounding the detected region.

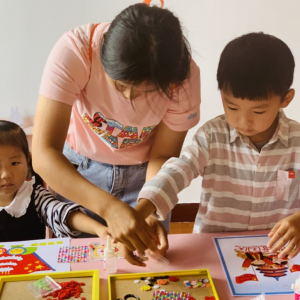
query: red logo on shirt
[{"left": 289, "top": 171, "right": 295, "bottom": 178}]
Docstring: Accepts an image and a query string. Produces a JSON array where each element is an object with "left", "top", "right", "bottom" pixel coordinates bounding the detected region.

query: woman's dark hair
[
  {"left": 0, "top": 120, "right": 43, "bottom": 186},
  {"left": 101, "top": 3, "right": 191, "bottom": 99},
  {"left": 217, "top": 32, "right": 295, "bottom": 100}
]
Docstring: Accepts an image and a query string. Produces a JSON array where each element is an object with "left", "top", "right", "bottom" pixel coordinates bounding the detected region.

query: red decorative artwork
[
  {"left": 214, "top": 235, "right": 300, "bottom": 296},
  {"left": 0, "top": 246, "right": 53, "bottom": 276}
]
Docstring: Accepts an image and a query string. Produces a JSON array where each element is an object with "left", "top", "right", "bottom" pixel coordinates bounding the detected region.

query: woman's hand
[
  {"left": 104, "top": 200, "right": 158, "bottom": 254},
  {"left": 118, "top": 217, "right": 169, "bottom": 267},
  {"left": 268, "top": 211, "right": 300, "bottom": 259},
  {"left": 118, "top": 243, "right": 148, "bottom": 267},
  {"left": 146, "top": 216, "right": 169, "bottom": 256}
]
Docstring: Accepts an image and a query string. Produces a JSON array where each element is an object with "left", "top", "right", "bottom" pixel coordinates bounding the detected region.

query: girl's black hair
[
  {"left": 217, "top": 32, "right": 295, "bottom": 100},
  {"left": 0, "top": 120, "right": 44, "bottom": 186},
  {"left": 101, "top": 3, "right": 191, "bottom": 99}
]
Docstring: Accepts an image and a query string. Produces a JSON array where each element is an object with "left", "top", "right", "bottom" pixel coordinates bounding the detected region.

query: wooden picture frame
[
  {"left": 0, "top": 270, "right": 99, "bottom": 300},
  {"left": 108, "top": 269, "right": 219, "bottom": 300}
]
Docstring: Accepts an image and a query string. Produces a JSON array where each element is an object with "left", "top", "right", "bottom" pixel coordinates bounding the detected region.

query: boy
[{"left": 137, "top": 32, "right": 300, "bottom": 260}]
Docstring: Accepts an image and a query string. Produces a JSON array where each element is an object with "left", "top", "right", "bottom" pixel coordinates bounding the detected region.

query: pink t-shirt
[{"left": 39, "top": 23, "right": 201, "bottom": 165}]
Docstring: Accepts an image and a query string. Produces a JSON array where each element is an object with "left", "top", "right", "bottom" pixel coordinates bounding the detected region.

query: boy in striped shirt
[{"left": 137, "top": 32, "right": 300, "bottom": 260}]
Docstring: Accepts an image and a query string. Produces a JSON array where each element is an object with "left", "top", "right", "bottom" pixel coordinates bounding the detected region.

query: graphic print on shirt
[{"left": 83, "top": 112, "right": 157, "bottom": 149}]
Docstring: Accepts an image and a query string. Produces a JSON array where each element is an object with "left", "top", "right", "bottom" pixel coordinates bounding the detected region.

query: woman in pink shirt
[{"left": 32, "top": 3, "right": 200, "bottom": 255}]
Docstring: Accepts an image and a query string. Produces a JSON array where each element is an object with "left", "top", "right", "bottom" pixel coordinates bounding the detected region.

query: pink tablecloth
[{"left": 70, "top": 231, "right": 293, "bottom": 300}]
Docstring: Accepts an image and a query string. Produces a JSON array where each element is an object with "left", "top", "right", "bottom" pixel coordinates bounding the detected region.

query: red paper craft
[
  {"left": 290, "top": 265, "right": 300, "bottom": 272},
  {"left": 236, "top": 274, "right": 258, "bottom": 284},
  {"left": 0, "top": 246, "right": 53, "bottom": 276}
]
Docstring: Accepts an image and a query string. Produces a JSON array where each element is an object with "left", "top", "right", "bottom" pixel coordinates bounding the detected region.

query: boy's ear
[{"left": 280, "top": 89, "right": 295, "bottom": 108}]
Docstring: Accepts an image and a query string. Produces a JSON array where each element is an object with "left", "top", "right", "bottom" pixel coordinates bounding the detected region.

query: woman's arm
[
  {"left": 32, "top": 95, "right": 157, "bottom": 252},
  {"left": 135, "top": 121, "right": 187, "bottom": 219},
  {"left": 146, "top": 121, "right": 187, "bottom": 180},
  {"left": 32, "top": 95, "right": 115, "bottom": 214},
  {"left": 134, "top": 122, "right": 187, "bottom": 260}
]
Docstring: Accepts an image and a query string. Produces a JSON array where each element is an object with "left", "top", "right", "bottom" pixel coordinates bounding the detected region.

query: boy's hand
[
  {"left": 119, "top": 243, "right": 147, "bottom": 267},
  {"left": 268, "top": 211, "right": 300, "bottom": 259}
]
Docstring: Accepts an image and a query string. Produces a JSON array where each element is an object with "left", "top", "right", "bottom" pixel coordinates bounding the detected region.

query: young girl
[{"left": 0, "top": 120, "right": 108, "bottom": 242}]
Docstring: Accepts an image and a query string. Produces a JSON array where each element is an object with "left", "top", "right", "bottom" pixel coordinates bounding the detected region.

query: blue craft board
[{"left": 213, "top": 235, "right": 300, "bottom": 296}]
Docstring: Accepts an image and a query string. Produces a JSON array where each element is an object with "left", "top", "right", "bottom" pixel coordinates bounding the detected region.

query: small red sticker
[{"left": 289, "top": 171, "right": 295, "bottom": 178}]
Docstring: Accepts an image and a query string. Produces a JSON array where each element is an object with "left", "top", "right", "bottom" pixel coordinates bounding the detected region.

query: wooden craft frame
[
  {"left": 0, "top": 270, "right": 99, "bottom": 300},
  {"left": 108, "top": 269, "right": 219, "bottom": 300}
]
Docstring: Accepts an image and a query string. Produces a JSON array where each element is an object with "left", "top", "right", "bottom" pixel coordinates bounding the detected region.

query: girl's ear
[{"left": 26, "top": 152, "right": 33, "bottom": 180}]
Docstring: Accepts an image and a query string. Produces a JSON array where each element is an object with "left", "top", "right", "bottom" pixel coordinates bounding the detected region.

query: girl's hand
[
  {"left": 268, "top": 211, "right": 300, "bottom": 259},
  {"left": 94, "top": 224, "right": 110, "bottom": 240},
  {"left": 104, "top": 200, "right": 157, "bottom": 254}
]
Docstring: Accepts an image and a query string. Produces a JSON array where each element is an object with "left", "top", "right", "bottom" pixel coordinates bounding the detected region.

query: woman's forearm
[
  {"left": 146, "top": 157, "right": 169, "bottom": 181},
  {"left": 141, "top": 123, "right": 187, "bottom": 218},
  {"left": 32, "top": 96, "right": 120, "bottom": 218},
  {"left": 33, "top": 147, "right": 118, "bottom": 217}
]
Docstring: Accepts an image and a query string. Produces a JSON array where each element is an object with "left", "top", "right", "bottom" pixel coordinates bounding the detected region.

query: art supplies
[
  {"left": 88, "top": 241, "right": 121, "bottom": 261},
  {"left": 43, "top": 279, "right": 86, "bottom": 299},
  {"left": 0, "top": 238, "right": 70, "bottom": 276},
  {"left": 57, "top": 246, "right": 88, "bottom": 263},
  {"left": 214, "top": 235, "right": 300, "bottom": 296},
  {"left": 108, "top": 269, "right": 219, "bottom": 300},
  {"left": 0, "top": 270, "right": 99, "bottom": 300},
  {"left": 103, "top": 236, "right": 117, "bottom": 273},
  {"left": 27, "top": 276, "right": 61, "bottom": 298}
]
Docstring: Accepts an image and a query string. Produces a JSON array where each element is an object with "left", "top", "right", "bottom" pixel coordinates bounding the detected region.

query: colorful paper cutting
[
  {"left": 214, "top": 235, "right": 300, "bottom": 296},
  {"left": 0, "top": 238, "right": 70, "bottom": 276}
]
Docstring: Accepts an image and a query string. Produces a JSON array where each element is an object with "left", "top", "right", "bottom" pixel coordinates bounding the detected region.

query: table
[{"left": 70, "top": 231, "right": 293, "bottom": 300}]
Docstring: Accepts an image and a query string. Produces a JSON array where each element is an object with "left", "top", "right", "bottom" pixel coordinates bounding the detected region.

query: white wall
[{"left": 1, "top": 0, "right": 300, "bottom": 203}]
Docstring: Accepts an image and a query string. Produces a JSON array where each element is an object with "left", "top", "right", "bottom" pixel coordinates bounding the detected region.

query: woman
[{"left": 33, "top": 2, "right": 200, "bottom": 253}]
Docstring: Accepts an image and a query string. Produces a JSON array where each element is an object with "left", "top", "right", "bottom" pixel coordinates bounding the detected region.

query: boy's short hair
[{"left": 217, "top": 32, "right": 295, "bottom": 100}]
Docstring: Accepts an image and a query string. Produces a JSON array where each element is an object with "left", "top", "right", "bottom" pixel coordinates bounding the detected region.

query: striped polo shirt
[{"left": 138, "top": 109, "right": 300, "bottom": 233}]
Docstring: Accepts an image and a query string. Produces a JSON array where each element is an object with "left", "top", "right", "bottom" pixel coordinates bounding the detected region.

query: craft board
[
  {"left": 108, "top": 269, "right": 219, "bottom": 300},
  {"left": 0, "top": 270, "right": 99, "bottom": 300},
  {"left": 214, "top": 235, "right": 300, "bottom": 296},
  {"left": 0, "top": 238, "right": 70, "bottom": 276}
]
